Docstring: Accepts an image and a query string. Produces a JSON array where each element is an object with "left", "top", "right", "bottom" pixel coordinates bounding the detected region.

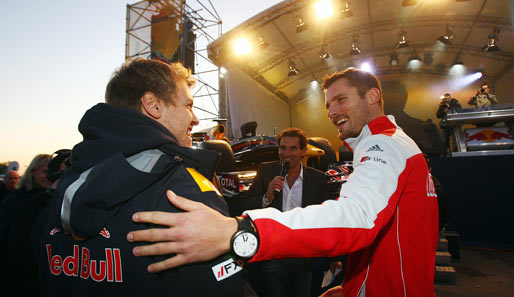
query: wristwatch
[{"left": 231, "top": 216, "right": 259, "bottom": 259}]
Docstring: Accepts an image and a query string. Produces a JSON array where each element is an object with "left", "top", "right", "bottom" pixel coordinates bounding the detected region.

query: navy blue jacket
[{"left": 32, "top": 103, "right": 245, "bottom": 297}]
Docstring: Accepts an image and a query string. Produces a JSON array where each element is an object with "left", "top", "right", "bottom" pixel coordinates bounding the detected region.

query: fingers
[
  {"left": 132, "top": 241, "right": 181, "bottom": 257},
  {"left": 127, "top": 226, "right": 178, "bottom": 243},
  {"left": 132, "top": 211, "right": 180, "bottom": 227},
  {"left": 166, "top": 190, "right": 203, "bottom": 212},
  {"left": 147, "top": 254, "right": 189, "bottom": 273}
]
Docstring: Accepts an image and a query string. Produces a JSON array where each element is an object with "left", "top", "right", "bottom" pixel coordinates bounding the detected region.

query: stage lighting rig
[
  {"left": 350, "top": 35, "right": 361, "bottom": 55},
  {"left": 437, "top": 25, "right": 454, "bottom": 46},
  {"left": 396, "top": 28, "right": 409, "bottom": 49},
  {"left": 294, "top": 14, "right": 308, "bottom": 33},
  {"left": 483, "top": 28, "right": 500, "bottom": 52},
  {"left": 288, "top": 60, "right": 300, "bottom": 77},
  {"left": 341, "top": 0, "right": 353, "bottom": 18}
]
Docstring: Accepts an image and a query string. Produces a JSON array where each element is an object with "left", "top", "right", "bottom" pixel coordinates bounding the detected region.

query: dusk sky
[{"left": 0, "top": 0, "right": 282, "bottom": 173}]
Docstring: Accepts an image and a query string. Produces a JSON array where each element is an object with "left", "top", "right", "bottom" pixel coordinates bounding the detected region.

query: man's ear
[
  {"left": 140, "top": 92, "right": 161, "bottom": 119},
  {"left": 365, "top": 88, "right": 381, "bottom": 107}
]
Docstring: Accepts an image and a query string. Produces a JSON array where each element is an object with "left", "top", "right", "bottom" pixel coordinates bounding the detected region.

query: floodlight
[
  {"left": 294, "top": 14, "right": 308, "bottom": 33},
  {"left": 408, "top": 50, "right": 421, "bottom": 62},
  {"left": 258, "top": 36, "right": 269, "bottom": 50},
  {"left": 452, "top": 55, "right": 463, "bottom": 66},
  {"left": 437, "top": 25, "right": 454, "bottom": 46},
  {"left": 315, "top": 0, "right": 334, "bottom": 19},
  {"left": 233, "top": 38, "right": 251, "bottom": 55},
  {"left": 483, "top": 28, "right": 500, "bottom": 52},
  {"left": 341, "top": 0, "right": 353, "bottom": 18},
  {"left": 396, "top": 28, "right": 409, "bottom": 49},
  {"left": 390, "top": 52, "right": 399, "bottom": 66},
  {"left": 288, "top": 60, "right": 299, "bottom": 77},
  {"left": 318, "top": 45, "right": 331, "bottom": 60},
  {"left": 350, "top": 35, "right": 361, "bottom": 55}
]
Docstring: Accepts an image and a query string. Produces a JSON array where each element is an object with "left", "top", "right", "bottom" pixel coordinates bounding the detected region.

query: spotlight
[
  {"left": 314, "top": 0, "right": 334, "bottom": 19},
  {"left": 288, "top": 60, "right": 299, "bottom": 77},
  {"left": 341, "top": 0, "right": 354, "bottom": 18},
  {"left": 452, "top": 55, "right": 464, "bottom": 66},
  {"left": 360, "top": 62, "right": 373, "bottom": 73},
  {"left": 294, "top": 14, "right": 308, "bottom": 33},
  {"left": 258, "top": 36, "right": 269, "bottom": 50},
  {"left": 423, "top": 51, "right": 433, "bottom": 65},
  {"left": 396, "top": 28, "right": 409, "bottom": 49},
  {"left": 408, "top": 50, "right": 421, "bottom": 62},
  {"left": 233, "top": 37, "right": 251, "bottom": 55},
  {"left": 318, "top": 44, "right": 331, "bottom": 60},
  {"left": 220, "top": 67, "right": 227, "bottom": 74},
  {"left": 390, "top": 52, "right": 399, "bottom": 66},
  {"left": 350, "top": 35, "right": 361, "bottom": 55},
  {"left": 402, "top": 0, "right": 417, "bottom": 6},
  {"left": 437, "top": 25, "right": 454, "bottom": 46},
  {"left": 483, "top": 28, "right": 500, "bottom": 52}
]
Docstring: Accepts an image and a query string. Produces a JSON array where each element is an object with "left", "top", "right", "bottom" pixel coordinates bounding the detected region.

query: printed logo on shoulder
[
  {"left": 212, "top": 258, "right": 242, "bottom": 281},
  {"left": 366, "top": 144, "right": 383, "bottom": 152}
]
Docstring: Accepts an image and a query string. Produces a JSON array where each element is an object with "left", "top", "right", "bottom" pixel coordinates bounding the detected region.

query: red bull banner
[
  {"left": 465, "top": 127, "right": 514, "bottom": 150},
  {"left": 150, "top": 0, "right": 183, "bottom": 62}
]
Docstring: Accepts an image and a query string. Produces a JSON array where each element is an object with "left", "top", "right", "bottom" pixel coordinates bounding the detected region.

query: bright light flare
[
  {"left": 233, "top": 38, "right": 251, "bottom": 56},
  {"left": 448, "top": 71, "right": 483, "bottom": 89},
  {"left": 314, "top": 0, "right": 334, "bottom": 19},
  {"left": 360, "top": 62, "right": 374, "bottom": 73},
  {"left": 407, "top": 60, "right": 422, "bottom": 71}
]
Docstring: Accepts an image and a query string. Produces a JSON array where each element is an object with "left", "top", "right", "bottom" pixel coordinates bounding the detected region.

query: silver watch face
[{"left": 233, "top": 231, "right": 258, "bottom": 258}]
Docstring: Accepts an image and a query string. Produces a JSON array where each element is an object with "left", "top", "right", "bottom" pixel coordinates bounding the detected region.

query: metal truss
[{"left": 126, "top": 0, "right": 223, "bottom": 130}]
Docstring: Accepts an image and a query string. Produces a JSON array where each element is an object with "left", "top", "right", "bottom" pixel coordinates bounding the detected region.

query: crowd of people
[{"left": 1, "top": 58, "right": 499, "bottom": 297}]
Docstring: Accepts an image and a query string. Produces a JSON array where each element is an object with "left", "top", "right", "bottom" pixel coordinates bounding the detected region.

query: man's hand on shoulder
[{"left": 126, "top": 190, "right": 237, "bottom": 273}]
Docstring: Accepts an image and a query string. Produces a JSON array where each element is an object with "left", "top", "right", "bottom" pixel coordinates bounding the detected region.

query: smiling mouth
[{"left": 334, "top": 117, "right": 348, "bottom": 127}]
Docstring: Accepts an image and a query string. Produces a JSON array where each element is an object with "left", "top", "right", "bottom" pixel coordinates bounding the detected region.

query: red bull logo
[
  {"left": 466, "top": 128, "right": 513, "bottom": 143},
  {"left": 46, "top": 244, "right": 123, "bottom": 282}
]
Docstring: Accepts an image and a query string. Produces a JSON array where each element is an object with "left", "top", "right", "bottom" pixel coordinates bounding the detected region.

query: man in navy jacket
[{"left": 32, "top": 59, "right": 246, "bottom": 297}]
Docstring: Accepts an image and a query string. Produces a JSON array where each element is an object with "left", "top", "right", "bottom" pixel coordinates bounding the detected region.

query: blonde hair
[{"left": 17, "top": 154, "right": 50, "bottom": 191}]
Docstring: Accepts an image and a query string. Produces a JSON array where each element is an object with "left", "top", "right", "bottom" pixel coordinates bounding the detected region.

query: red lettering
[
  {"left": 63, "top": 245, "right": 79, "bottom": 276},
  {"left": 46, "top": 244, "right": 62, "bottom": 275},
  {"left": 80, "top": 247, "right": 90, "bottom": 279},
  {"left": 113, "top": 249, "right": 123, "bottom": 282},
  {"left": 90, "top": 259, "right": 106, "bottom": 282},
  {"left": 106, "top": 248, "right": 113, "bottom": 282}
]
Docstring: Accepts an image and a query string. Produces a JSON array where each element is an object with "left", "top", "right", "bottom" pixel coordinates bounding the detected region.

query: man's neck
[{"left": 286, "top": 163, "right": 302, "bottom": 187}]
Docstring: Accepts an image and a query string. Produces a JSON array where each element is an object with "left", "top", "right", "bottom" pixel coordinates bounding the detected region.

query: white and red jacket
[{"left": 244, "top": 116, "right": 438, "bottom": 297}]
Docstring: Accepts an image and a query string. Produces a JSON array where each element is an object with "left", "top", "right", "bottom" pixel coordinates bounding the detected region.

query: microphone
[{"left": 274, "top": 161, "right": 290, "bottom": 199}]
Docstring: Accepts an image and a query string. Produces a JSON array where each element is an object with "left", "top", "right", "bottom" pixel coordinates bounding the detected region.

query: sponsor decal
[
  {"left": 186, "top": 168, "right": 222, "bottom": 197},
  {"left": 366, "top": 144, "right": 384, "bottom": 152},
  {"left": 50, "top": 227, "right": 61, "bottom": 235},
  {"left": 46, "top": 244, "right": 123, "bottom": 283},
  {"left": 99, "top": 228, "right": 110, "bottom": 239},
  {"left": 220, "top": 173, "right": 239, "bottom": 193},
  {"left": 211, "top": 258, "right": 242, "bottom": 281},
  {"left": 426, "top": 173, "right": 437, "bottom": 198},
  {"left": 360, "top": 156, "right": 386, "bottom": 164}
]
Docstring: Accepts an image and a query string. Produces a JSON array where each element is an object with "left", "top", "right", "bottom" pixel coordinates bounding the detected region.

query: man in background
[
  {"left": 468, "top": 83, "right": 497, "bottom": 110},
  {"left": 247, "top": 127, "right": 328, "bottom": 297},
  {"left": 0, "top": 170, "right": 19, "bottom": 201},
  {"left": 436, "top": 93, "right": 461, "bottom": 152}
]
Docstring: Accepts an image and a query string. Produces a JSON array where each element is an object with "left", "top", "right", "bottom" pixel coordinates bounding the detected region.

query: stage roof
[{"left": 208, "top": 0, "right": 513, "bottom": 104}]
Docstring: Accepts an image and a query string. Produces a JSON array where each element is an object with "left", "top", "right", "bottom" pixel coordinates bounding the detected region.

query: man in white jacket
[{"left": 127, "top": 68, "right": 439, "bottom": 297}]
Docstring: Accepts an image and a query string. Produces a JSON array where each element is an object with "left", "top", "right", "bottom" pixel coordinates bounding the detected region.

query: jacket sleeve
[{"left": 244, "top": 136, "right": 412, "bottom": 261}]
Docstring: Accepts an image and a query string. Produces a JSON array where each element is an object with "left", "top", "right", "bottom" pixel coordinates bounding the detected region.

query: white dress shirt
[{"left": 263, "top": 165, "right": 304, "bottom": 211}]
